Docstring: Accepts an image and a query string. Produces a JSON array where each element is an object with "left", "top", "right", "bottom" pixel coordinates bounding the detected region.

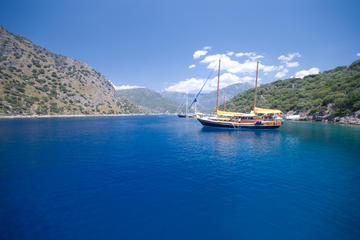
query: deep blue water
[{"left": 0, "top": 116, "right": 360, "bottom": 240}]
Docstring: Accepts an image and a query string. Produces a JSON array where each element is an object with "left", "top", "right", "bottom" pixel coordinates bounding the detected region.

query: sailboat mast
[
  {"left": 216, "top": 59, "right": 221, "bottom": 112},
  {"left": 186, "top": 91, "right": 188, "bottom": 116},
  {"left": 254, "top": 61, "right": 259, "bottom": 112}
]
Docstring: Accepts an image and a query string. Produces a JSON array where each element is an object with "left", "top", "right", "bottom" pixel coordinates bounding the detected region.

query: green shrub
[
  {"left": 42, "top": 85, "right": 49, "bottom": 92},
  {"left": 50, "top": 88, "right": 57, "bottom": 98},
  {"left": 50, "top": 102, "right": 59, "bottom": 113},
  {"left": 36, "top": 104, "right": 48, "bottom": 115},
  {"left": 31, "top": 59, "right": 41, "bottom": 68}
]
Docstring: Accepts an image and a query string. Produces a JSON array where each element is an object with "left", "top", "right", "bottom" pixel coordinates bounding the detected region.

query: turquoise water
[{"left": 0, "top": 116, "right": 360, "bottom": 239}]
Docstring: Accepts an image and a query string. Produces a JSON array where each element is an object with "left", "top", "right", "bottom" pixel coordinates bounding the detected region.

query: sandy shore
[{"left": 0, "top": 113, "right": 174, "bottom": 119}]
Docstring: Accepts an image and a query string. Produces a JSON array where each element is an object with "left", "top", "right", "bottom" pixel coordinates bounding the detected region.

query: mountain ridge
[
  {"left": 0, "top": 25, "right": 138, "bottom": 115},
  {"left": 116, "top": 87, "right": 179, "bottom": 113}
]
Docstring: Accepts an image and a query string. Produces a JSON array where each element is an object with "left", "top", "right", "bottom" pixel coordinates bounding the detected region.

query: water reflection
[
  {"left": 197, "top": 127, "right": 283, "bottom": 160},
  {"left": 201, "top": 127, "right": 281, "bottom": 145}
]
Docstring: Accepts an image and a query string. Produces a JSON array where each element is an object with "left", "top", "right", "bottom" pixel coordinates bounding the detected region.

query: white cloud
[
  {"left": 278, "top": 52, "right": 301, "bottom": 62},
  {"left": 201, "top": 54, "right": 242, "bottom": 72},
  {"left": 193, "top": 50, "right": 208, "bottom": 59},
  {"left": 203, "top": 46, "right": 212, "bottom": 50},
  {"left": 188, "top": 64, "right": 196, "bottom": 69},
  {"left": 250, "top": 55, "right": 264, "bottom": 61},
  {"left": 275, "top": 69, "right": 289, "bottom": 79},
  {"left": 262, "top": 64, "right": 281, "bottom": 73},
  {"left": 165, "top": 77, "right": 204, "bottom": 93},
  {"left": 234, "top": 52, "right": 264, "bottom": 61},
  {"left": 357, "top": 52, "right": 360, "bottom": 57},
  {"left": 286, "top": 61, "right": 299, "bottom": 68},
  {"left": 113, "top": 84, "right": 143, "bottom": 90},
  {"left": 201, "top": 54, "right": 278, "bottom": 74},
  {"left": 165, "top": 73, "right": 253, "bottom": 93},
  {"left": 295, "top": 67, "right": 320, "bottom": 78},
  {"left": 167, "top": 49, "right": 294, "bottom": 93},
  {"left": 235, "top": 52, "right": 256, "bottom": 58}
]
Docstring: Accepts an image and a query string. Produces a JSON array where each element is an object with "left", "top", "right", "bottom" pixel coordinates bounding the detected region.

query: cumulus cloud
[
  {"left": 250, "top": 55, "right": 264, "bottom": 61},
  {"left": 275, "top": 69, "right": 289, "bottom": 79},
  {"left": 295, "top": 67, "right": 319, "bottom": 78},
  {"left": 112, "top": 84, "right": 144, "bottom": 90},
  {"left": 235, "top": 52, "right": 256, "bottom": 58},
  {"left": 235, "top": 52, "right": 264, "bottom": 61},
  {"left": 278, "top": 52, "right": 301, "bottom": 62},
  {"left": 165, "top": 73, "right": 253, "bottom": 93},
  {"left": 193, "top": 50, "right": 208, "bottom": 59},
  {"left": 357, "top": 53, "right": 360, "bottom": 57},
  {"left": 173, "top": 49, "right": 306, "bottom": 93},
  {"left": 165, "top": 77, "right": 205, "bottom": 93},
  {"left": 201, "top": 54, "right": 277, "bottom": 74},
  {"left": 286, "top": 61, "right": 299, "bottom": 68}
]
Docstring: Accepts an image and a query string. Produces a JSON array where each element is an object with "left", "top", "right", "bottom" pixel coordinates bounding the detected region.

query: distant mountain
[
  {"left": 116, "top": 87, "right": 179, "bottom": 113},
  {"left": 0, "top": 26, "right": 138, "bottom": 115},
  {"left": 222, "top": 60, "right": 360, "bottom": 124},
  {"left": 162, "top": 82, "right": 253, "bottom": 112}
]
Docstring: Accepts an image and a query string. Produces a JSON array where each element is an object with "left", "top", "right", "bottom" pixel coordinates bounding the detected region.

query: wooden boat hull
[{"left": 197, "top": 117, "right": 281, "bottom": 129}]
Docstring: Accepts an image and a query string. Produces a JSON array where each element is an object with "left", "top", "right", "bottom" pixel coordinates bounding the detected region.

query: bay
[{"left": 0, "top": 116, "right": 360, "bottom": 239}]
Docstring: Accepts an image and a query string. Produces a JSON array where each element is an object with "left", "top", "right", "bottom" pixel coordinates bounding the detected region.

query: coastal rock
[
  {"left": 285, "top": 110, "right": 360, "bottom": 125},
  {"left": 334, "top": 110, "right": 360, "bottom": 125}
]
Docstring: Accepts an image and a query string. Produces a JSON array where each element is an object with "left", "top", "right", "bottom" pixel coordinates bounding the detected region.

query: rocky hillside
[
  {"left": 0, "top": 26, "right": 138, "bottom": 115},
  {"left": 116, "top": 87, "right": 178, "bottom": 113},
  {"left": 222, "top": 60, "right": 360, "bottom": 123}
]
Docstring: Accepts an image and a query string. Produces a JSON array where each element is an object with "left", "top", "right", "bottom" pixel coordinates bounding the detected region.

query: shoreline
[
  {"left": 284, "top": 119, "right": 360, "bottom": 126},
  {"left": 0, "top": 113, "right": 175, "bottom": 119},
  {"left": 1, "top": 115, "right": 359, "bottom": 126}
]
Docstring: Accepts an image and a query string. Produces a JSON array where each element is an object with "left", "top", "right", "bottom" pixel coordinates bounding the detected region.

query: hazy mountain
[
  {"left": 162, "top": 82, "right": 253, "bottom": 112},
  {"left": 116, "top": 87, "right": 179, "bottom": 113},
  {"left": 0, "top": 26, "right": 138, "bottom": 115}
]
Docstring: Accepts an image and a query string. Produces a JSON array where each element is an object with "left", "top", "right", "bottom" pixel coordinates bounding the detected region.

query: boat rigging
[{"left": 196, "top": 59, "right": 283, "bottom": 129}]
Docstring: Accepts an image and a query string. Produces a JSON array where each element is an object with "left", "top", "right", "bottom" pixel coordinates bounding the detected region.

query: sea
[{"left": 0, "top": 116, "right": 360, "bottom": 240}]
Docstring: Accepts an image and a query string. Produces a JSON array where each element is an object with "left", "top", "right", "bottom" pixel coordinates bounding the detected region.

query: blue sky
[{"left": 1, "top": 0, "right": 359, "bottom": 92}]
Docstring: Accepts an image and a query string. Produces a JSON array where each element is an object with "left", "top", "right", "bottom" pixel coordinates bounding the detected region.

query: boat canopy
[
  {"left": 216, "top": 110, "right": 244, "bottom": 117},
  {"left": 251, "top": 107, "right": 282, "bottom": 114},
  {"left": 241, "top": 113, "right": 256, "bottom": 117}
]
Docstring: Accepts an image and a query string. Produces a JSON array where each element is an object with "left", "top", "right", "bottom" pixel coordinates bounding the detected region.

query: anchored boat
[
  {"left": 176, "top": 91, "right": 194, "bottom": 118},
  {"left": 197, "top": 60, "right": 283, "bottom": 129}
]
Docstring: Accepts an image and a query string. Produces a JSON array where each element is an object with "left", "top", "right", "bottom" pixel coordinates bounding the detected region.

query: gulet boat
[{"left": 197, "top": 60, "right": 282, "bottom": 129}]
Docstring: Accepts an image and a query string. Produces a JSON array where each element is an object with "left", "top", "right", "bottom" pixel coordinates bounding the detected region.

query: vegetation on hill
[
  {"left": 0, "top": 26, "right": 139, "bottom": 115},
  {"left": 116, "top": 87, "right": 178, "bottom": 113},
  {"left": 222, "top": 60, "right": 360, "bottom": 117}
]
